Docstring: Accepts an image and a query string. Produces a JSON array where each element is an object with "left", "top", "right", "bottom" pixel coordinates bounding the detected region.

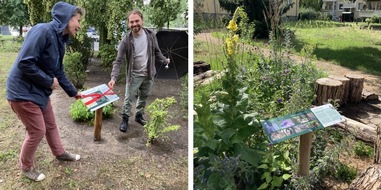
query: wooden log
[
  {"left": 350, "top": 165, "right": 381, "bottom": 190},
  {"left": 345, "top": 74, "right": 364, "bottom": 103},
  {"left": 374, "top": 126, "right": 381, "bottom": 164},
  {"left": 314, "top": 78, "right": 343, "bottom": 106},
  {"left": 194, "top": 70, "right": 217, "bottom": 82},
  {"left": 94, "top": 108, "right": 103, "bottom": 141},
  {"left": 328, "top": 75, "right": 350, "bottom": 105},
  {"left": 335, "top": 116, "right": 376, "bottom": 143}
]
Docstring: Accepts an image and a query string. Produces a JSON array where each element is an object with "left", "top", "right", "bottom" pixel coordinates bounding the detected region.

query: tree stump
[
  {"left": 350, "top": 126, "right": 381, "bottom": 190},
  {"left": 328, "top": 75, "right": 350, "bottom": 105},
  {"left": 314, "top": 78, "right": 343, "bottom": 106},
  {"left": 345, "top": 74, "right": 364, "bottom": 103}
]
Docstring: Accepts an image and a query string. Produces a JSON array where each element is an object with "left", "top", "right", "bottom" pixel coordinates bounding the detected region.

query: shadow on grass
[
  {"left": 293, "top": 38, "right": 381, "bottom": 75},
  {"left": 314, "top": 46, "right": 381, "bottom": 75}
]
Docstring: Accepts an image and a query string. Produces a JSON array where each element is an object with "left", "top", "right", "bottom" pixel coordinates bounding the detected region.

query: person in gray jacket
[
  {"left": 6, "top": 1, "right": 83, "bottom": 182},
  {"left": 108, "top": 10, "right": 170, "bottom": 132}
]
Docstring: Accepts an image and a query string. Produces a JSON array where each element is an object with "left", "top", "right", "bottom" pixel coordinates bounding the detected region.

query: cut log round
[
  {"left": 314, "top": 78, "right": 343, "bottom": 106},
  {"left": 329, "top": 75, "right": 350, "bottom": 105},
  {"left": 350, "top": 165, "right": 381, "bottom": 190},
  {"left": 345, "top": 74, "right": 365, "bottom": 103}
]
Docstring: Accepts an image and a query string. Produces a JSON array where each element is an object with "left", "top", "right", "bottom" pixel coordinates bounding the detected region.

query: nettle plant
[
  {"left": 194, "top": 5, "right": 329, "bottom": 190},
  {"left": 144, "top": 97, "right": 180, "bottom": 147}
]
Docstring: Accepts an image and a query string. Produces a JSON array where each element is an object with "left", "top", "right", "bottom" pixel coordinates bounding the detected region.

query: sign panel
[
  {"left": 261, "top": 104, "right": 345, "bottom": 144},
  {"left": 80, "top": 84, "right": 119, "bottom": 112}
]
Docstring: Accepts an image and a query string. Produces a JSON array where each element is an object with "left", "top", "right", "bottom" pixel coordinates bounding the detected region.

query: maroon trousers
[{"left": 9, "top": 99, "right": 65, "bottom": 170}]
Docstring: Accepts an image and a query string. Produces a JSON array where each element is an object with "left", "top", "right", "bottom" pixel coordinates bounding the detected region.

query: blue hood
[{"left": 51, "top": 1, "right": 77, "bottom": 34}]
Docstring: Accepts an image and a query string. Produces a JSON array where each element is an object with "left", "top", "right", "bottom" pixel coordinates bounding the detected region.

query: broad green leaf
[
  {"left": 233, "top": 143, "right": 261, "bottom": 166},
  {"left": 257, "top": 183, "right": 269, "bottom": 190},
  {"left": 282, "top": 174, "right": 292, "bottom": 180},
  {"left": 271, "top": 176, "right": 283, "bottom": 187}
]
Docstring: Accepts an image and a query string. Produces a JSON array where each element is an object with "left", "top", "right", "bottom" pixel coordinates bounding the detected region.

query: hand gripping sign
[{"left": 80, "top": 84, "right": 119, "bottom": 112}]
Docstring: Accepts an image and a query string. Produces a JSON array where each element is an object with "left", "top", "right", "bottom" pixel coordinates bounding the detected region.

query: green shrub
[
  {"left": 335, "top": 163, "right": 357, "bottom": 182},
  {"left": 64, "top": 52, "right": 87, "bottom": 89},
  {"left": 299, "top": 8, "right": 320, "bottom": 20},
  {"left": 66, "top": 34, "right": 93, "bottom": 69},
  {"left": 354, "top": 141, "right": 374, "bottom": 157},
  {"left": 99, "top": 44, "right": 117, "bottom": 68},
  {"left": 144, "top": 97, "right": 180, "bottom": 146},
  {"left": 69, "top": 99, "right": 115, "bottom": 123}
]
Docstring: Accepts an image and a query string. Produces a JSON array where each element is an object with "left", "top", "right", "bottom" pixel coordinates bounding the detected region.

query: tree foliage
[
  {"left": 147, "top": 0, "right": 183, "bottom": 29},
  {"left": 219, "top": 0, "right": 293, "bottom": 39},
  {"left": 0, "top": 0, "right": 29, "bottom": 36},
  {"left": 300, "top": 0, "right": 322, "bottom": 11}
]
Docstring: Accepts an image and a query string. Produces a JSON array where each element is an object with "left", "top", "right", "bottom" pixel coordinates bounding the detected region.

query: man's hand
[
  {"left": 50, "top": 77, "right": 59, "bottom": 90},
  {"left": 108, "top": 80, "right": 115, "bottom": 89},
  {"left": 166, "top": 58, "right": 170, "bottom": 64}
]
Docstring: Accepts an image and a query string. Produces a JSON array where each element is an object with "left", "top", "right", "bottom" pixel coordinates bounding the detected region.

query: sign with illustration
[
  {"left": 80, "top": 84, "right": 119, "bottom": 112},
  {"left": 261, "top": 104, "right": 345, "bottom": 144}
]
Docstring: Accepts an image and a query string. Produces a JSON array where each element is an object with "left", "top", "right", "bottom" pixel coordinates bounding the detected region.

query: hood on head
[{"left": 51, "top": 1, "right": 77, "bottom": 33}]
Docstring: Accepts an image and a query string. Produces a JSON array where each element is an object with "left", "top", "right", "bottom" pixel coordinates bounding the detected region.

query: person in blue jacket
[{"left": 6, "top": 2, "right": 84, "bottom": 182}]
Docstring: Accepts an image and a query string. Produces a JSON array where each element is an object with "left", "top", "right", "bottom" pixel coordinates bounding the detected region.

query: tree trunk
[
  {"left": 329, "top": 75, "right": 350, "bottom": 105},
  {"left": 314, "top": 78, "right": 343, "bottom": 106},
  {"left": 345, "top": 74, "right": 364, "bottom": 103}
]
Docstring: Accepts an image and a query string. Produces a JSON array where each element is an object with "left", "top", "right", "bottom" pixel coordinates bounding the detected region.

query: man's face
[{"left": 128, "top": 13, "right": 143, "bottom": 34}]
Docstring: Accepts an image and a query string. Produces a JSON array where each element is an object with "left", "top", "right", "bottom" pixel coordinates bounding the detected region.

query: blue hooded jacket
[{"left": 6, "top": 2, "right": 79, "bottom": 109}]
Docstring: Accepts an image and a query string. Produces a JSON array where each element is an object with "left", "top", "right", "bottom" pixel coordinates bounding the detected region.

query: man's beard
[{"left": 131, "top": 25, "right": 141, "bottom": 33}]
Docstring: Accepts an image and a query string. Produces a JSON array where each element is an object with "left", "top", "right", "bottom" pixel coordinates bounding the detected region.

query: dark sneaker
[
  {"left": 119, "top": 117, "right": 128, "bottom": 132},
  {"left": 135, "top": 113, "right": 147, "bottom": 126},
  {"left": 22, "top": 167, "right": 45, "bottom": 182},
  {"left": 56, "top": 151, "right": 81, "bottom": 161}
]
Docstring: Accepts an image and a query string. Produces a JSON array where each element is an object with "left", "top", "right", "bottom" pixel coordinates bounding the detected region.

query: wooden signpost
[
  {"left": 94, "top": 108, "right": 103, "bottom": 141},
  {"left": 80, "top": 84, "right": 119, "bottom": 141}
]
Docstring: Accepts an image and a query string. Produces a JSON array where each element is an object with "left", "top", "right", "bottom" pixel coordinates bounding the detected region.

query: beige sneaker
[
  {"left": 56, "top": 151, "right": 81, "bottom": 161},
  {"left": 22, "top": 167, "right": 45, "bottom": 182}
]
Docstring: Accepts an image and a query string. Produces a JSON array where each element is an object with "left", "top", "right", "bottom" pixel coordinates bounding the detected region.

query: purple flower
[{"left": 277, "top": 98, "right": 282, "bottom": 103}]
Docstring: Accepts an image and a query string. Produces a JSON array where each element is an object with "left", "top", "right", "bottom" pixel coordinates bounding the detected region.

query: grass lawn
[{"left": 286, "top": 21, "right": 381, "bottom": 75}]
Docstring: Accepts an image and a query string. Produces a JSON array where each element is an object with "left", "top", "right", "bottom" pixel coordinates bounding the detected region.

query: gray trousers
[{"left": 121, "top": 75, "right": 153, "bottom": 118}]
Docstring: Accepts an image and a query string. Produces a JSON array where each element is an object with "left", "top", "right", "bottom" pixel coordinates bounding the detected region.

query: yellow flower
[
  {"left": 227, "top": 20, "right": 238, "bottom": 32},
  {"left": 225, "top": 38, "right": 233, "bottom": 55}
]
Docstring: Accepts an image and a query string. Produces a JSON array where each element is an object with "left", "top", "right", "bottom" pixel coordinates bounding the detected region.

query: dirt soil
[
  {"left": 50, "top": 57, "right": 188, "bottom": 189},
  {"left": 195, "top": 32, "right": 381, "bottom": 189}
]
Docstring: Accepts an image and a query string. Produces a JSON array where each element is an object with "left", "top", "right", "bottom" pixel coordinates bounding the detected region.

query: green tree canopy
[
  {"left": 219, "top": 0, "right": 293, "bottom": 39},
  {"left": 0, "top": 0, "right": 30, "bottom": 37},
  {"left": 147, "top": 0, "right": 183, "bottom": 29}
]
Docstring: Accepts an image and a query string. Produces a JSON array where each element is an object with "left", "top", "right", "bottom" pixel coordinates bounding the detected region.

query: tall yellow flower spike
[{"left": 227, "top": 20, "right": 238, "bottom": 32}]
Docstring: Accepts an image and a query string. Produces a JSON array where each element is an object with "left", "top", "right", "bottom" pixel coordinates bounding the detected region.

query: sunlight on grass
[{"left": 287, "top": 21, "right": 381, "bottom": 75}]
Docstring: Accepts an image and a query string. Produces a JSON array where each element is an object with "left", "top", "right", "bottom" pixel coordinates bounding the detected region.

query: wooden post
[
  {"left": 94, "top": 108, "right": 103, "bottom": 141},
  {"left": 374, "top": 126, "right": 381, "bottom": 164},
  {"left": 345, "top": 74, "right": 364, "bottom": 103},
  {"left": 314, "top": 78, "right": 343, "bottom": 106},
  {"left": 328, "top": 75, "right": 350, "bottom": 105},
  {"left": 298, "top": 132, "right": 313, "bottom": 176}
]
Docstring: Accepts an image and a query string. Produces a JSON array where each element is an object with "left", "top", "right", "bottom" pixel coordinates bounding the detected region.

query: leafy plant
[
  {"left": 354, "top": 141, "right": 374, "bottom": 158},
  {"left": 144, "top": 97, "right": 180, "bottom": 146},
  {"left": 63, "top": 52, "right": 87, "bottom": 89},
  {"left": 69, "top": 99, "right": 115, "bottom": 124}
]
